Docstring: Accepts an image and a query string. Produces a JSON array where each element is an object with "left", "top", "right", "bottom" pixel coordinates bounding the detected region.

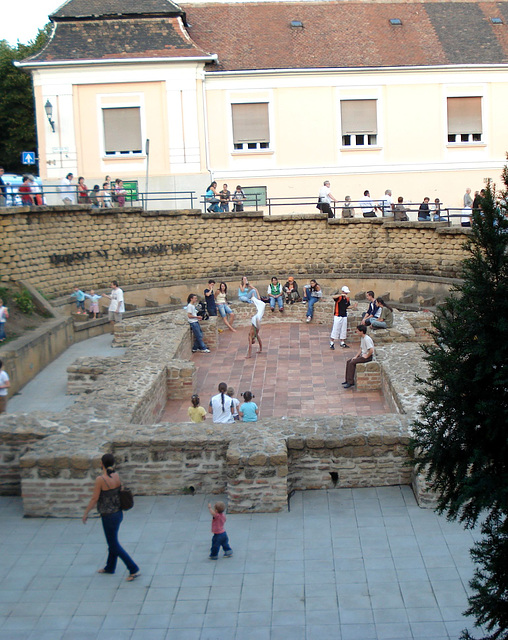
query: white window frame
[
  {"left": 227, "top": 93, "right": 274, "bottom": 154},
  {"left": 446, "top": 96, "right": 483, "bottom": 145},
  {"left": 339, "top": 98, "right": 379, "bottom": 149},
  {"left": 98, "top": 94, "right": 146, "bottom": 158}
]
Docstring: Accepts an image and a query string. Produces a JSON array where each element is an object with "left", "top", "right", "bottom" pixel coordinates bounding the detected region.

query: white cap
[{"left": 341, "top": 286, "right": 350, "bottom": 294}]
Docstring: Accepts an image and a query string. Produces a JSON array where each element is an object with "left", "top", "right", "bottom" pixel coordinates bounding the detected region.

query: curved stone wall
[{"left": 0, "top": 206, "right": 468, "bottom": 297}]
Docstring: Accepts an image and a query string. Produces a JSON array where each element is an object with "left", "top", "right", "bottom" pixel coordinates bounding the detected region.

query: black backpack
[{"left": 196, "top": 301, "right": 209, "bottom": 320}]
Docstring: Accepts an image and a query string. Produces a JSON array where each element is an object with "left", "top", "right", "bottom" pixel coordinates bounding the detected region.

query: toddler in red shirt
[{"left": 208, "top": 501, "right": 233, "bottom": 559}]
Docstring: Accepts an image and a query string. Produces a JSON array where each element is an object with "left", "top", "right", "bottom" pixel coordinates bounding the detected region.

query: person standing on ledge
[
  {"left": 317, "top": 180, "right": 338, "bottom": 218},
  {"left": 103, "top": 281, "right": 125, "bottom": 325},
  {"left": 343, "top": 325, "right": 375, "bottom": 389},
  {"left": 330, "top": 286, "right": 352, "bottom": 350},
  {"left": 204, "top": 279, "right": 217, "bottom": 317}
]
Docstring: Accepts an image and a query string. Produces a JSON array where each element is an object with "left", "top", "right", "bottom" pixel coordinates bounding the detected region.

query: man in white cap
[{"left": 330, "top": 286, "right": 352, "bottom": 349}]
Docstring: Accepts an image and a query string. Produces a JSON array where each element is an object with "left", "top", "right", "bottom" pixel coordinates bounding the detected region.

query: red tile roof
[{"left": 181, "top": 1, "right": 508, "bottom": 70}]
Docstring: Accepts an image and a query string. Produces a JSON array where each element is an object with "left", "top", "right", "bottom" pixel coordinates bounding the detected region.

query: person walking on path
[
  {"left": 0, "top": 298, "right": 9, "bottom": 342},
  {"left": 0, "top": 360, "right": 10, "bottom": 414},
  {"left": 343, "top": 325, "right": 375, "bottom": 389},
  {"left": 330, "top": 286, "right": 352, "bottom": 349},
  {"left": 82, "top": 453, "right": 140, "bottom": 581},
  {"left": 84, "top": 290, "right": 102, "bottom": 319},
  {"left": 208, "top": 501, "right": 233, "bottom": 559},
  {"left": 103, "top": 281, "right": 125, "bottom": 325},
  {"left": 209, "top": 382, "right": 235, "bottom": 423},
  {"left": 185, "top": 294, "right": 210, "bottom": 353},
  {"left": 70, "top": 286, "right": 86, "bottom": 314}
]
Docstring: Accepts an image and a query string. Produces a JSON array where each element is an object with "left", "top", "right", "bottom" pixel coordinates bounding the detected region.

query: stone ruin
[{"left": 0, "top": 299, "right": 439, "bottom": 517}]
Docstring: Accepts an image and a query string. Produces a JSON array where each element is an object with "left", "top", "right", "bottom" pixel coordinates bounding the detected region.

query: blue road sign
[{"left": 21, "top": 152, "right": 36, "bottom": 165}]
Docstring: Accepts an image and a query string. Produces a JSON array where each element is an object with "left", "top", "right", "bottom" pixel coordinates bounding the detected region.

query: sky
[{"left": 0, "top": 0, "right": 62, "bottom": 46}]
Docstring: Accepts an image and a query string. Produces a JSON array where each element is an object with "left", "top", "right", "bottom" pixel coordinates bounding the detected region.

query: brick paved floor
[{"left": 160, "top": 324, "right": 390, "bottom": 423}]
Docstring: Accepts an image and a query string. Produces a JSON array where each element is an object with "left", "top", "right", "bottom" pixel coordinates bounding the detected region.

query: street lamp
[{"left": 44, "top": 100, "right": 55, "bottom": 132}]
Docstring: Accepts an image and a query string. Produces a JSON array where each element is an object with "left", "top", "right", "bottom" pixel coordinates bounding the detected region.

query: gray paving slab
[
  {"left": 0, "top": 488, "right": 486, "bottom": 639},
  {"left": 7, "top": 333, "right": 125, "bottom": 413}
]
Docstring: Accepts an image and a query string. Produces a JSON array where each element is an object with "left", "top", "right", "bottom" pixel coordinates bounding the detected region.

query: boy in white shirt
[{"left": 343, "top": 325, "right": 375, "bottom": 389}]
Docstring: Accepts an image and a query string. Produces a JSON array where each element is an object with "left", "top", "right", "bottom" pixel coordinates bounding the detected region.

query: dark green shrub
[{"left": 14, "top": 288, "right": 35, "bottom": 315}]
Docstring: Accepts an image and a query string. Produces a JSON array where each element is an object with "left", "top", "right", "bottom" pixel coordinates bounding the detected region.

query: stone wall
[
  {"left": 0, "top": 306, "right": 438, "bottom": 516},
  {"left": 0, "top": 206, "right": 468, "bottom": 298}
]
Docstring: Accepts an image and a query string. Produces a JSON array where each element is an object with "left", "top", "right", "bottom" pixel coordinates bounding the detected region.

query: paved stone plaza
[
  {"left": 0, "top": 487, "right": 480, "bottom": 640},
  {"left": 161, "top": 323, "right": 390, "bottom": 422},
  {"left": 0, "top": 326, "right": 484, "bottom": 638}
]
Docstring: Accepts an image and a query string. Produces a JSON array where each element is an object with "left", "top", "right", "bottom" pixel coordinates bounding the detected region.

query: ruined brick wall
[{"left": 0, "top": 207, "right": 468, "bottom": 297}]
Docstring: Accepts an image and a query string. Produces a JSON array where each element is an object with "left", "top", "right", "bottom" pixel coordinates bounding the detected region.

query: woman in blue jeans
[
  {"left": 82, "top": 453, "right": 140, "bottom": 581},
  {"left": 302, "top": 279, "right": 322, "bottom": 322}
]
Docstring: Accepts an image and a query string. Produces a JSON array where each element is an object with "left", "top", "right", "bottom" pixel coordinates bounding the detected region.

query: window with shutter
[
  {"left": 340, "top": 100, "right": 378, "bottom": 147},
  {"left": 231, "top": 103, "right": 270, "bottom": 151},
  {"left": 447, "top": 97, "right": 482, "bottom": 143},
  {"left": 103, "top": 107, "right": 143, "bottom": 155}
]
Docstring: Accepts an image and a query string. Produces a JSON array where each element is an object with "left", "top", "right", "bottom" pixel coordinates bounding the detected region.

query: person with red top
[
  {"left": 18, "top": 175, "right": 34, "bottom": 205},
  {"left": 208, "top": 501, "right": 233, "bottom": 559},
  {"left": 330, "top": 285, "right": 352, "bottom": 349}
]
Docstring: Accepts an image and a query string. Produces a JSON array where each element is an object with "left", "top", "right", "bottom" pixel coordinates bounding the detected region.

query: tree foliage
[
  {"left": 410, "top": 176, "right": 508, "bottom": 639},
  {"left": 0, "top": 25, "right": 51, "bottom": 174}
]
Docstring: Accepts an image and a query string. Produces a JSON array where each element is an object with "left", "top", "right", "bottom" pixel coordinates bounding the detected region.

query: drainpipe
[{"left": 201, "top": 70, "right": 213, "bottom": 184}]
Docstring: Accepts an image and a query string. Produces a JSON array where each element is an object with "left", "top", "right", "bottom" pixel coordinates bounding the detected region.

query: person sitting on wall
[
  {"left": 317, "top": 180, "right": 338, "bottom": 218},
  {"left": 360, "top": 190, "right": 376, "bottom": 217},
  {"left": 302, "top": 279, "right": 322, "bottom": 322},
  {"left": 283, "top": 276, "right": 300, "bottom": 304},
  {"left": 343, "top": 325, "right": 375, "bottom": 389},
  {"left": 393, "top": 196, "right": 409, "bottom": 221},
  {"left": 370, "top": 297, "right": 394, "bottom": 330},
  {"left": 418, "top": 197, "right": 431, "bottom": 221},
  {"left": 361, "top": 291, "right": 380, "bottom": 326},
  {"left": 267, "top": 276, "right": 284, "bottom": 312},
  {"left": 238, "top": 276, "right": 259, "bottom": 303}
]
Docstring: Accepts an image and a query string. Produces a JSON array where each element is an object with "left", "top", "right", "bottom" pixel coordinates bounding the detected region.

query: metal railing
[
  {"left": 0, "top": 185, "right": 476, "bottom": 225},
  {"left": 0, "top": 185, "right": 197, "bottom": 209},
  {"left": 200, "top": 193, "right": 261, "bottom": 213}
]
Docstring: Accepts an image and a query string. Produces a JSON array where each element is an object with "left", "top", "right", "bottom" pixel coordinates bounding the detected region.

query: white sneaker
[
  {"left": 201, "top": 348, "right": 210, "bottom": 353},
  {"left": 306, "top": 317, "right": 311, "bottom": 323}
]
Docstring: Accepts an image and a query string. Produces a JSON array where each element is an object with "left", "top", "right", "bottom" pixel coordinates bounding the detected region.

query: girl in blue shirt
[{"left": 239, "top": 391, "right": 259, "bottom": 422}]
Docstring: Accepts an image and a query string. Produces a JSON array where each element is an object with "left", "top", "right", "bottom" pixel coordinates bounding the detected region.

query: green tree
[
  {"left": 0, "top": 25, "right": 50, "bottom": 174},
  {"left": 410, "top": 178, "right": 508, "bottom": 639}
]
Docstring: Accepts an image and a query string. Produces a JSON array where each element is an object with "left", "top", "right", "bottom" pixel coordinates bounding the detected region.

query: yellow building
[{"left": 18, "top": 0, "right": 508, "bottom": 210}]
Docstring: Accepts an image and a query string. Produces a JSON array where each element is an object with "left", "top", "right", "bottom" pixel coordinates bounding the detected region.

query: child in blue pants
[{"left": 208, "top": 502, "right": 233, "bottom": 559}]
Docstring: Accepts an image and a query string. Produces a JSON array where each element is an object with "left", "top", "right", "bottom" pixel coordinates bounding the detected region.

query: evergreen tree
[
  {"left": 0, "top": 25, "right": 50, "bottom": 174},
  {"left": 410, "top": 178, "right": 508, "bottom": 639}
]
